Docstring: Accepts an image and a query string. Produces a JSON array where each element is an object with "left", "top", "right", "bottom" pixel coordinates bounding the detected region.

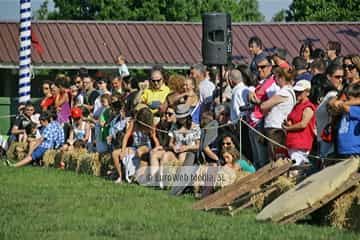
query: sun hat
[
  {"left": 70, "top": 107, "right": 83, "bottom": 119},
  {"left": 175, "top": 104, "right": 191, "bottom": 119},
  {"left": 293, "top": 80, "right": 311, "bottom": 92}
]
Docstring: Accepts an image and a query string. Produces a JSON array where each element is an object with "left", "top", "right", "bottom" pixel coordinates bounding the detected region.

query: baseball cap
[{"left": 293, "top": 80, "right": 311, "bottom": 92}]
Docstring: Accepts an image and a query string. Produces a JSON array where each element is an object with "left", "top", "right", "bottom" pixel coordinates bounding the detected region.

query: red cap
[{"left": 71, "top": 107, "right": 82, "bottom": 119}]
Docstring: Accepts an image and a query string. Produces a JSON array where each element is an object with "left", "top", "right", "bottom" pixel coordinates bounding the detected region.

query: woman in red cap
[{"left": 67, "top": 107, "right": 91, "bottom": 148}]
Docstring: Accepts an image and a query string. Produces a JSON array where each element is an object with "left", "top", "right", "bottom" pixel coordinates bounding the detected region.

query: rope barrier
[{"left": 135, "top": 116, "right": 350, "bottom": 162}]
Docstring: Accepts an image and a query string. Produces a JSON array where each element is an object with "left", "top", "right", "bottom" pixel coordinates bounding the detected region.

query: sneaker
[{"left": 114, "top": 177, "right": 123, "bottom": 184}]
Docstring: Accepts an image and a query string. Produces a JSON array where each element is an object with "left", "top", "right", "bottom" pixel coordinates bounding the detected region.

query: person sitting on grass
[{"left": 6, "top": 111, "right": 60, "bottom": 168}]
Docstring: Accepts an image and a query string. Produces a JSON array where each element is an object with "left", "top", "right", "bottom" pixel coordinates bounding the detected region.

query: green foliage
[
  {"left": 38, "top": 0, "right": 264, "bottom": 22},
  {"left": 272, "top": 9, "right": 287, "bottom": 22},
  {"left": 286, "top": 0, "right": 360, "bottom": 21},
  {"left": 0, "top": 165, "right": 359, "bottom": 239}
]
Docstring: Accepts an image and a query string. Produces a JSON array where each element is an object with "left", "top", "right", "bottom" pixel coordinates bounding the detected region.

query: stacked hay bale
[{"left": 325, "top": 184, "right": 360, "bottom": 232}]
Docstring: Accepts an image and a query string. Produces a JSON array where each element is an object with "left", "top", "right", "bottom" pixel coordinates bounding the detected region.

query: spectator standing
[
  {"left": 292, "top": 56, "right": 313, "bottom": 82},
  {"left": 315, "top": 64, "right": 344, "bottom": 158},
  {"left": 247, "top": 56, "right": 279, "bottom": 169},
  {"left": 248, "top": 36, "right": 267, "bottom": 76},
  {"left": 229, "top": 69, "right": 250, "bottom": 122},
  {"left": 83, "top": 75, "right": 100, "bottom": 112},
  {"left": 40, "top": 81, "right": 54, "bottom": 111},
  {"left": 272, "top": 48, "right": 290, "bottom": 70},
  {"left": 283, "top": 80, "right": 316, "bottom": 166},
  {"left": 299, "top": 41, "right": 314, "bottom": 65},
  {"left": 261, "top": 67, "right": 296, "bottom": 161},
  {"left": 53, "top": 75, "right": 71, "bottom": 125},
  {"left": 326, "top": 41, "right": 342, "bottom": 66},
  {"left": 190, "top": 64, "right": 215, "bottom": 105},
  {"left": 335, "top": 83, "right": 360, "bottom": 157}
]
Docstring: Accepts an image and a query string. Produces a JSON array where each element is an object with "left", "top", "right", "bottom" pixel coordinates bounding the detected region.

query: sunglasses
[
  {"left": 257, "top": 65, "right": 270, "bottom": 70},
  {"left": 151, "top": 79, "right": 162, "bottom": 83},
  {"left": 165, "top": 112, "right": 174, "bottom": 116},
  {"left": 223, "top": 142, "right": 232, "bottom": 146},
  {"left": 76, "top": 81, "right": 82, "bottom": 84},
  {"left": 333, "top": 75, "right": 343, "bottom": 79},
  {"left": 43, "top": 87, "right": 49, "bottom": 90},
  {"left": 343, "top": 64, "right": 356, "bottom": 70}
]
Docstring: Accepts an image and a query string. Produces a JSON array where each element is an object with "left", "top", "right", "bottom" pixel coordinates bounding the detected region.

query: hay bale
[
  {"left": 42, "top": 149, "right": 58, "bottom": 167},
  {"left": 251, "top": 176, "right": 295, "bottom": 211},
  {"left": 77, "top": 154, "right": 93, "bottom": 175},
  {"left": 326, "top": 184, "right": 360, "bottom": 231},
  {"left": 63, "top": 151, "right": 77, "bottom": 171},
  {"left": 91, "top": 153, "right": 101, "bottom": 177},
  {"left": 100, "top": 153, "right": 113, "bottom": 177},
  {"left": 6, "top": 142, "right": 28, "bottom": 160}
]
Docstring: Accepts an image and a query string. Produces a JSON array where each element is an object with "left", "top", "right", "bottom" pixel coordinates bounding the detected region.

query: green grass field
[{"left": 0, "top": 165, "right": 359, "bottom": 240}]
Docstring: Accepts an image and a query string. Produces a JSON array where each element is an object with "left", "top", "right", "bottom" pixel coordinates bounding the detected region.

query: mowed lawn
[{"left": 0, "top": 165, "right": 359, "bottom": 240}]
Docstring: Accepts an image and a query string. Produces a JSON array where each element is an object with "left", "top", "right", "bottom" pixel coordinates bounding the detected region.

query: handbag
[{"left": 320, "top": 123, "right": 333, "bottom": 142}]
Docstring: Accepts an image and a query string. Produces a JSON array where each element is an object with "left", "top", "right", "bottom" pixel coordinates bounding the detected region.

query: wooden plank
[
  {"left": 192, "top": 163, "right": 274, "bottom": 209},
  {"left": 278, "top": 173, "right": 360, "bottom": 224},
  {"left": 192, "top": 162, "right": 292, "bottom": 210}
]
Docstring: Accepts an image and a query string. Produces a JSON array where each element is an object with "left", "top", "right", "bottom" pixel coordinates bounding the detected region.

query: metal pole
[
  {"left": 219, "top": 65, "right": 223, "bottom": 103},
  {"left": 19, "top": 0, "right": 32, "bottom": 103},
  {"left": 239, "top": 117, "right": 242, "bottom": 159}
]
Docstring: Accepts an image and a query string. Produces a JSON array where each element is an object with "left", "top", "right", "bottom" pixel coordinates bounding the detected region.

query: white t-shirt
[
  {"left": 230, "top": 82, "right": 250, "bottom": 121},
  {"left": 199, "top": 78, "right": 215, "bottom": 104},
  {"left": 264, "top": 86, "right": 296, "bottom": 129},
  {"left": 315, "top": 91, "right": 338, "bottom": 141}
]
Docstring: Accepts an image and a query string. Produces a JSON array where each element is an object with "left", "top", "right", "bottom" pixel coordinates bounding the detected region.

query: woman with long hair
[{"left": 112, "top": 106, "right": 160, "bottom": 183}]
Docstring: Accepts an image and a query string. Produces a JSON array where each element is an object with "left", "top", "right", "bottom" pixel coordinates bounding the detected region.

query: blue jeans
[
  {"left": 248, "top": 121, "right": 269, "bottom": 169},
  {"left": 318, "top": 140, "right": 334, "bottom": 158}
]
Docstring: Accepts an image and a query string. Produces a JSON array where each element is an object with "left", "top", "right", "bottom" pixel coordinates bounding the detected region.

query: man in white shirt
[
  {"left": 190, "top": 64, "right": 215, "bottom": 105},
  {"left": 229, "top": 69, "right": 250, "bottom": 122}
]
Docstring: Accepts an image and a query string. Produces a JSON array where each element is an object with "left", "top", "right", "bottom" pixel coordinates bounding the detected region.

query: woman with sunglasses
[
  {"left": 343, "top": 55, "right": 360, "bottom": 89},
  {"left": 315, "top": 63, "right": 344, "bottom": 159}
]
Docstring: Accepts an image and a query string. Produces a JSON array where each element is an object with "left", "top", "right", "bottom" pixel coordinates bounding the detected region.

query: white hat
[{"left": 293, "top": 80, "right": 311, "bottom": 92}]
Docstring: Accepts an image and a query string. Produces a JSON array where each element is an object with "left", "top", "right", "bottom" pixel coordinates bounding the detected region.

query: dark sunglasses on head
[
  {"left": 343, "top": 64, "right": 356, "bottom": 70},
  {"left": 257, "top": 65, "right": 270, "bottom": 70}
]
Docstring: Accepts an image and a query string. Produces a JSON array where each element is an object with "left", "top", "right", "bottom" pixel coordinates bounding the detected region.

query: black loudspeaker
[{"left": 202, "top": 13, "right": 232, "bottom": 65}]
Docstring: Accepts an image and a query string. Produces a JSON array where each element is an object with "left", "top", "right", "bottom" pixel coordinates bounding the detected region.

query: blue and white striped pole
[{"left": 19, "top": 0, "right": 32, "bottom": 103}]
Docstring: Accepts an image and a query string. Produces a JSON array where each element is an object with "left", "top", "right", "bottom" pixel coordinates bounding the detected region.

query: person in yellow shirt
[{"left": 141, "top": 70, "right": 170, "bottom": 113}]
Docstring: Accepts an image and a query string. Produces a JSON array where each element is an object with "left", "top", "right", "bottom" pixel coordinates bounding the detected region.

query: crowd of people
[{"left": 4, "top": 37, "right": 360, "bottom": 190}]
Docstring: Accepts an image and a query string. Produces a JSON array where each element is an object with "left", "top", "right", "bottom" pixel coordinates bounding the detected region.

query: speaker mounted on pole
[{"left": 202, "top": 12, "right": 232, "bottom": 66}]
